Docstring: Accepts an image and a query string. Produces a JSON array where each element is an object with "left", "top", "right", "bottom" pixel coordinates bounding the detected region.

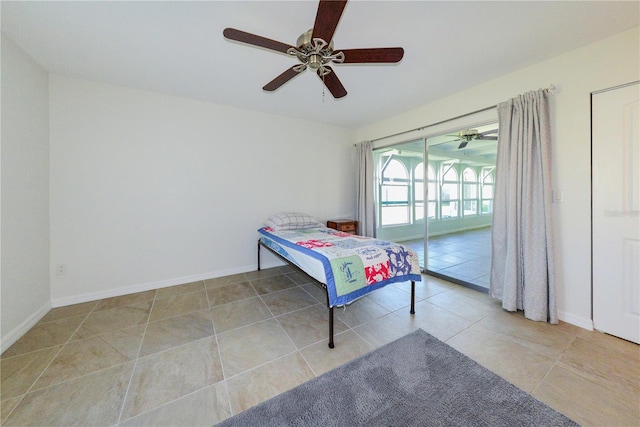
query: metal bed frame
[{"left": 258, "top": 239, "right": 416, "bottom": 349}]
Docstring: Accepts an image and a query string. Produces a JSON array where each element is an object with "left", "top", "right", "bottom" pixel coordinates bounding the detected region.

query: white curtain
[
  {"left": 355, "top": 141, "right": 376, "bottom": 237},
  {"left": 490, "top": 89, "right": 558, "bottom": 323}
]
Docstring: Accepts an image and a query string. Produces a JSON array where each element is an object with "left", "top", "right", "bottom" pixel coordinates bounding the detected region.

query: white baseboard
[
  {"left": 50, "top": 261, "right": 285, "bottom": 308},
  {"left": 557, "top": 310, "right": 593, "bottom": 331},
  {"left": 396, "top": 234, "right": 424, "bottom": 242},
  {"left": 1, "top": 301, "right": 52, "bottom": 354},
  {"left": 394, "top": 225, "right": 492, "bottom": 242},
  {"left": 428, "top": 224, "right": 492, "bottom": 237}
]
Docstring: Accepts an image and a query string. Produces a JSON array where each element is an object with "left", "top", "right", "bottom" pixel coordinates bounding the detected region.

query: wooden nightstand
[{"left": 327, "top": 219, "right": 358, "bottom": 235}]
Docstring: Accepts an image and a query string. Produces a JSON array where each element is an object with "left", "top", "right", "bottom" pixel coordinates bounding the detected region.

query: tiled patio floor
[{"left": 401, "top": 227, "right": 491, "bottom": 289}]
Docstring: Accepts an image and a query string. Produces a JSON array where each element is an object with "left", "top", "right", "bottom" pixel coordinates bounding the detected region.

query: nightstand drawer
[
  {"left": 327, "top": 220, "right": 358, "bottom": 235},
  {"left": 340, "top": 223, "right": 356, "bottom": 232}
]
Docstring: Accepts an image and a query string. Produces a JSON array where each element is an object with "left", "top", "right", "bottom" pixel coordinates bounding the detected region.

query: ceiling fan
[
  {"left": 449, "top": 129, "right": 498, "bottom": 149},
  {"left": 223, "top": 0, "right": 404, "bottom": 98}
]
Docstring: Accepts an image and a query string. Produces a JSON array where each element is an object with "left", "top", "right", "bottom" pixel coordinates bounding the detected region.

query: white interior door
[{"left": 592, "top": 82, "right": 640, "bottom": 344}]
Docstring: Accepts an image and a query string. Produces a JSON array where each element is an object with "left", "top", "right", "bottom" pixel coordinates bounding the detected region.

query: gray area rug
[{"left": 216, "top": 329, "right": 578, "bottom": 426}]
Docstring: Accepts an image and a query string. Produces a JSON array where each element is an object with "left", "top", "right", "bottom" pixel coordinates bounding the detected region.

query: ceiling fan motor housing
[
  {"left": 296, "top": 29, "right": 333, "bottom": 52},
  {"left": 289, "top": 29, "right": 342, "bottom": 73}
]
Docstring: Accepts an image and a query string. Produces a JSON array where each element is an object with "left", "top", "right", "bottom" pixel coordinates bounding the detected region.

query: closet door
[{"left": 592, "top": 82, "right": 640, "bottom": 344}]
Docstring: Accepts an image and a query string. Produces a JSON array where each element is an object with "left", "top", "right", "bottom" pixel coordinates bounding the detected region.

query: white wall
[
  {"left": 357, "top": 27, "right": 640, "bottom": 329},
  {"left": 1, "top": 35, "right": 51, "bottom": 350},
  {"left": 49, "top": 75, "right": 355, "bottom": 305}
]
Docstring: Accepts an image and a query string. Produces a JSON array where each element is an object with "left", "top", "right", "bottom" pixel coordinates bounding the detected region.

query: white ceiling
[{"left": 2, "top": 1, "right": 638, "bottom": 129}]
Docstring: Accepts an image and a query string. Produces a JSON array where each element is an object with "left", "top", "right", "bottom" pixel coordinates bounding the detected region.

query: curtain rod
[
  {"left": 363, "top": 84, "right": 557, "bottom": 145},
  {"left": 369, "top": 105, "right": 495, "bottom": 144}
]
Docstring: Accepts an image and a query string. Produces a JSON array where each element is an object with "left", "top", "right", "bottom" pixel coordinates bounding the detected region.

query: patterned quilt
[{"left": 258, "top": 227, "right": 421, "bottom": 307}]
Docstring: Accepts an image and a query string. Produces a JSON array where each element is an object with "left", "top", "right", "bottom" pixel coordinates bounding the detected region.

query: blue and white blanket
[{"left": 258, "top": 227, "right": 421, "bottom": 307}]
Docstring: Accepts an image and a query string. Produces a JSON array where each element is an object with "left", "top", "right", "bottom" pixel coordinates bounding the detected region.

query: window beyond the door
[
  {"left": 378, "top": 156, "right": 495, "bottom": 227},
  {"left": 380, "top": 158, "right": 409, "bottom": 225}
]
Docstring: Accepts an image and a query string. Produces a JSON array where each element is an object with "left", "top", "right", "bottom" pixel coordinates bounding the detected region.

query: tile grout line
[
  {"left": 8, "top": 290, "right": 209, "bottom": 420},
  {"left": 2, "top": 300, "right": 102, "bottom": 423},
  {"left": 223, "top": 272, "right": 299, "bottom": 417},
  {"left": 442, "top": 305, "right": 488, "bottom": 344},
  {"left": 115, "top": 287, "right": 160, "bottom": 425},
  {"left": 529, "top": 333, "right": 581, "bottom": 400},
  {"left": 349, "top": 327, "right": 378, "bottom": 353},
  {"left": 250, "top": 280, "right": 301, "bottom": 356},
  {"left": 208, "top": 280, "right": 234, "bottom": 422},
  {"left": 115, "top": 280, "right": 235, "bottom": 423},
  {"left": 224, "top": 347, "right": 303, "bottom": 383}
]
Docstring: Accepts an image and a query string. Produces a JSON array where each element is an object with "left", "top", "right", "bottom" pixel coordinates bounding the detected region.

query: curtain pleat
[
  {"left": 490, "top": 89, "right": 557, "bottom": 323},
  {"left": 355, "top": 141, "right": 376, "bottom": 237}
]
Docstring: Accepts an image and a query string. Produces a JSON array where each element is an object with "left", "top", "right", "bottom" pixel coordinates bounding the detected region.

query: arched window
[
  {"left": 462, "top": 167, "right": 478, "bottom": 216},
  {"left": 481, "top": 168, "right": 494, "bottom": 214},
  {"left": 463, "top": 167, "right": 476, "bottom": 182},
  {"left": 380, "top": 158, "right": 409, "bottom": 225},
  {"left": 414, "top": 162, "right": 424, "bottom": 221},
  {"left": 441, "top": 164, "right": 459, "bottom": 218},
  {"left": 443, "top": 164, "right": 457, "bottom": 181},
  {"left": 427, "top": 164, "right": 436, "bottom": 219}
]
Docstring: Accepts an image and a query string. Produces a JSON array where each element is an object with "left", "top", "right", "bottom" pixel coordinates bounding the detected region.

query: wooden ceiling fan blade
[
  {"left": 458, "top": 141, "right": 469, "bottom": 149},
  {"left": 340, "top": 48, "right": 404, "bottom": 64},
  {"left": 263, "top": 66, "right": 305, "bottom": 92},
  {"left": 318, "top": 67, "right": 347, "bottom": 98},
  {"left": 223, "top": 28, "right": 294, "bottom": 54},
  {"left": 311, "top": 0, "right": 347, "bottom": 43}
]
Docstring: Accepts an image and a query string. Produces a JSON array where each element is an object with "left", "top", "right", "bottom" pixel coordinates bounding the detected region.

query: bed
[{"left": 256, "top": 213, "right": 421, "bottom": 348}]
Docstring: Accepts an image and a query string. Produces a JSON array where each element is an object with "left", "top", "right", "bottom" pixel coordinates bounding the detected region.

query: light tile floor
[
  {"left": 1, "top": 267, "right": 639, "bottom": 426},
  {"left": 402, "top": 227, "right": 492, "bottom": 289}
]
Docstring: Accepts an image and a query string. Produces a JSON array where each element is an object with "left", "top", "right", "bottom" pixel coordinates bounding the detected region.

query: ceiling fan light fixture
[{"left": 309, "top": 54, "right": 323, "bottom": 69}]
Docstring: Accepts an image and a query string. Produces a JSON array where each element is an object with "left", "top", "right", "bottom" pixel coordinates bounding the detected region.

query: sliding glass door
[{"left": 373, "top": 122, "right": 498, "bottom": 291}]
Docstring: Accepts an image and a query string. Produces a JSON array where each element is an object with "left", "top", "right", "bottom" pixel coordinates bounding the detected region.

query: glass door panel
[
  {"left": 423, "top": 123, "right": 498, "bottom": 291},
  {"left": 373, "top": 139, "right": 426, "bottom": 269}
]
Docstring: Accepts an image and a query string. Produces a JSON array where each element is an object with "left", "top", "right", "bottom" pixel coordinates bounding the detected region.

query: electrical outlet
[{"left": 55, "top": 264, "right": 67, "bottom": 276}]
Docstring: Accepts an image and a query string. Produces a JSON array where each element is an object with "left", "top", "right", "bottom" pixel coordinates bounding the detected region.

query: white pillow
[{"left": 265, "top": 212, "right": 323, "bottom": 231}]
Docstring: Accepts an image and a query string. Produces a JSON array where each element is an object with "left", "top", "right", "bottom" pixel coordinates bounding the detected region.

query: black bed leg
[
  {"left": 328, "top": 307, "right": 335, "bottom": 349},
  {"left": 257, "top": 240, "right": 261, "bottom": 271},
  {"left": 410, "top": 281, "right": 416, "bottom": 314}
]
